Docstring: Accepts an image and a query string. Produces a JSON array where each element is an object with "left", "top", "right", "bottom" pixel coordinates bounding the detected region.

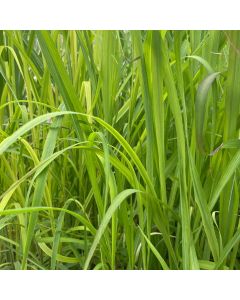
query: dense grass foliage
[{"left": 0, "top": 30, "right": 240, "bottom": 270}]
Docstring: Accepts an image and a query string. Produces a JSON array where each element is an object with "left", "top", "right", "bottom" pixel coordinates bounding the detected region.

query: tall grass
[{"left": 0, "top": 30, "right": 240, "bottom": 270}]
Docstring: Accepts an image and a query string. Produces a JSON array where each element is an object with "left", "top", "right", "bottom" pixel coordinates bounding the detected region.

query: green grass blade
[{"left": 84, "top": 189, "right": 139, "bottom": 270}]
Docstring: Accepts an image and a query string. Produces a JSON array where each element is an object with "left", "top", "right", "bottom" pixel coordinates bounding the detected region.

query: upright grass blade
[
  {"left": 100, "top": 31, "right": 122, "bottom": 125},
  {"left": 158, "top": 32, "right": 193, "bottom": 269},
  {"left": 224, "top": 31, "right": 240, "bottom": 141},
  {"left": 220, "top": 31, "right": 240, "bottom": 246},
  {"left": 51, "top": 198, "right": 79, "bottom": 269},
  {"left": 37, "top": 32, "right": 113, "bottom": 266},
  {"left": 133, "top": 31, "right": 155, "bottom": 267},
  {"left": 36, "top": 31, "right": 84, "bottom": 138},
  {"left": 189, "top": 153, "right": 219, "bottom": 261},
  {"left": 150, "top": 31, "right": 167, "bottom": 205},
  {"left": 21, "top": 109, "right": 65, "bottom": 269}
]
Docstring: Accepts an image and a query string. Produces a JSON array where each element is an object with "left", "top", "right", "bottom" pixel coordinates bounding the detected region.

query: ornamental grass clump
[{"left": 0, "top": 30, "right": 240, "bottom": 270}]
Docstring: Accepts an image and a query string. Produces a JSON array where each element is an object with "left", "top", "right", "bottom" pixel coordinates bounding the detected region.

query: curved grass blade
[
  {"left": 84, "top": 189, "right": 139, "bottom": 270},
  {"left": 0, "top": 111, "right": 77, "bottom": 155},
  {"left": 138, "top": 227, "right": 169, "bottom": 270},
  {"left": 195, "top": 72, "right": 219, "bottom": 153},
  {"left": 214, "top": 227, "right": 240, "bottom": 269},
  {"left": 0, "top": 206, "right": 96, "bottom": 235}
]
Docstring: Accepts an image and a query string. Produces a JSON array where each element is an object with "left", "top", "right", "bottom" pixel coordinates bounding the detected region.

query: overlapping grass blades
[{"left": 0, "top": 30, "right": 240, "bottom": 270}]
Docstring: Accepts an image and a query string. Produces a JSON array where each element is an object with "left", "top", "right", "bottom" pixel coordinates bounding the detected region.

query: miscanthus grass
[{"left": 0, "top": 30, "right": 240, "bottom": 270}]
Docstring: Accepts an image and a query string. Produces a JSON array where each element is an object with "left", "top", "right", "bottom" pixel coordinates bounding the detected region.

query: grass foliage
[{"left": 0, "top": 30, "right": 240, "bottom": 270}]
